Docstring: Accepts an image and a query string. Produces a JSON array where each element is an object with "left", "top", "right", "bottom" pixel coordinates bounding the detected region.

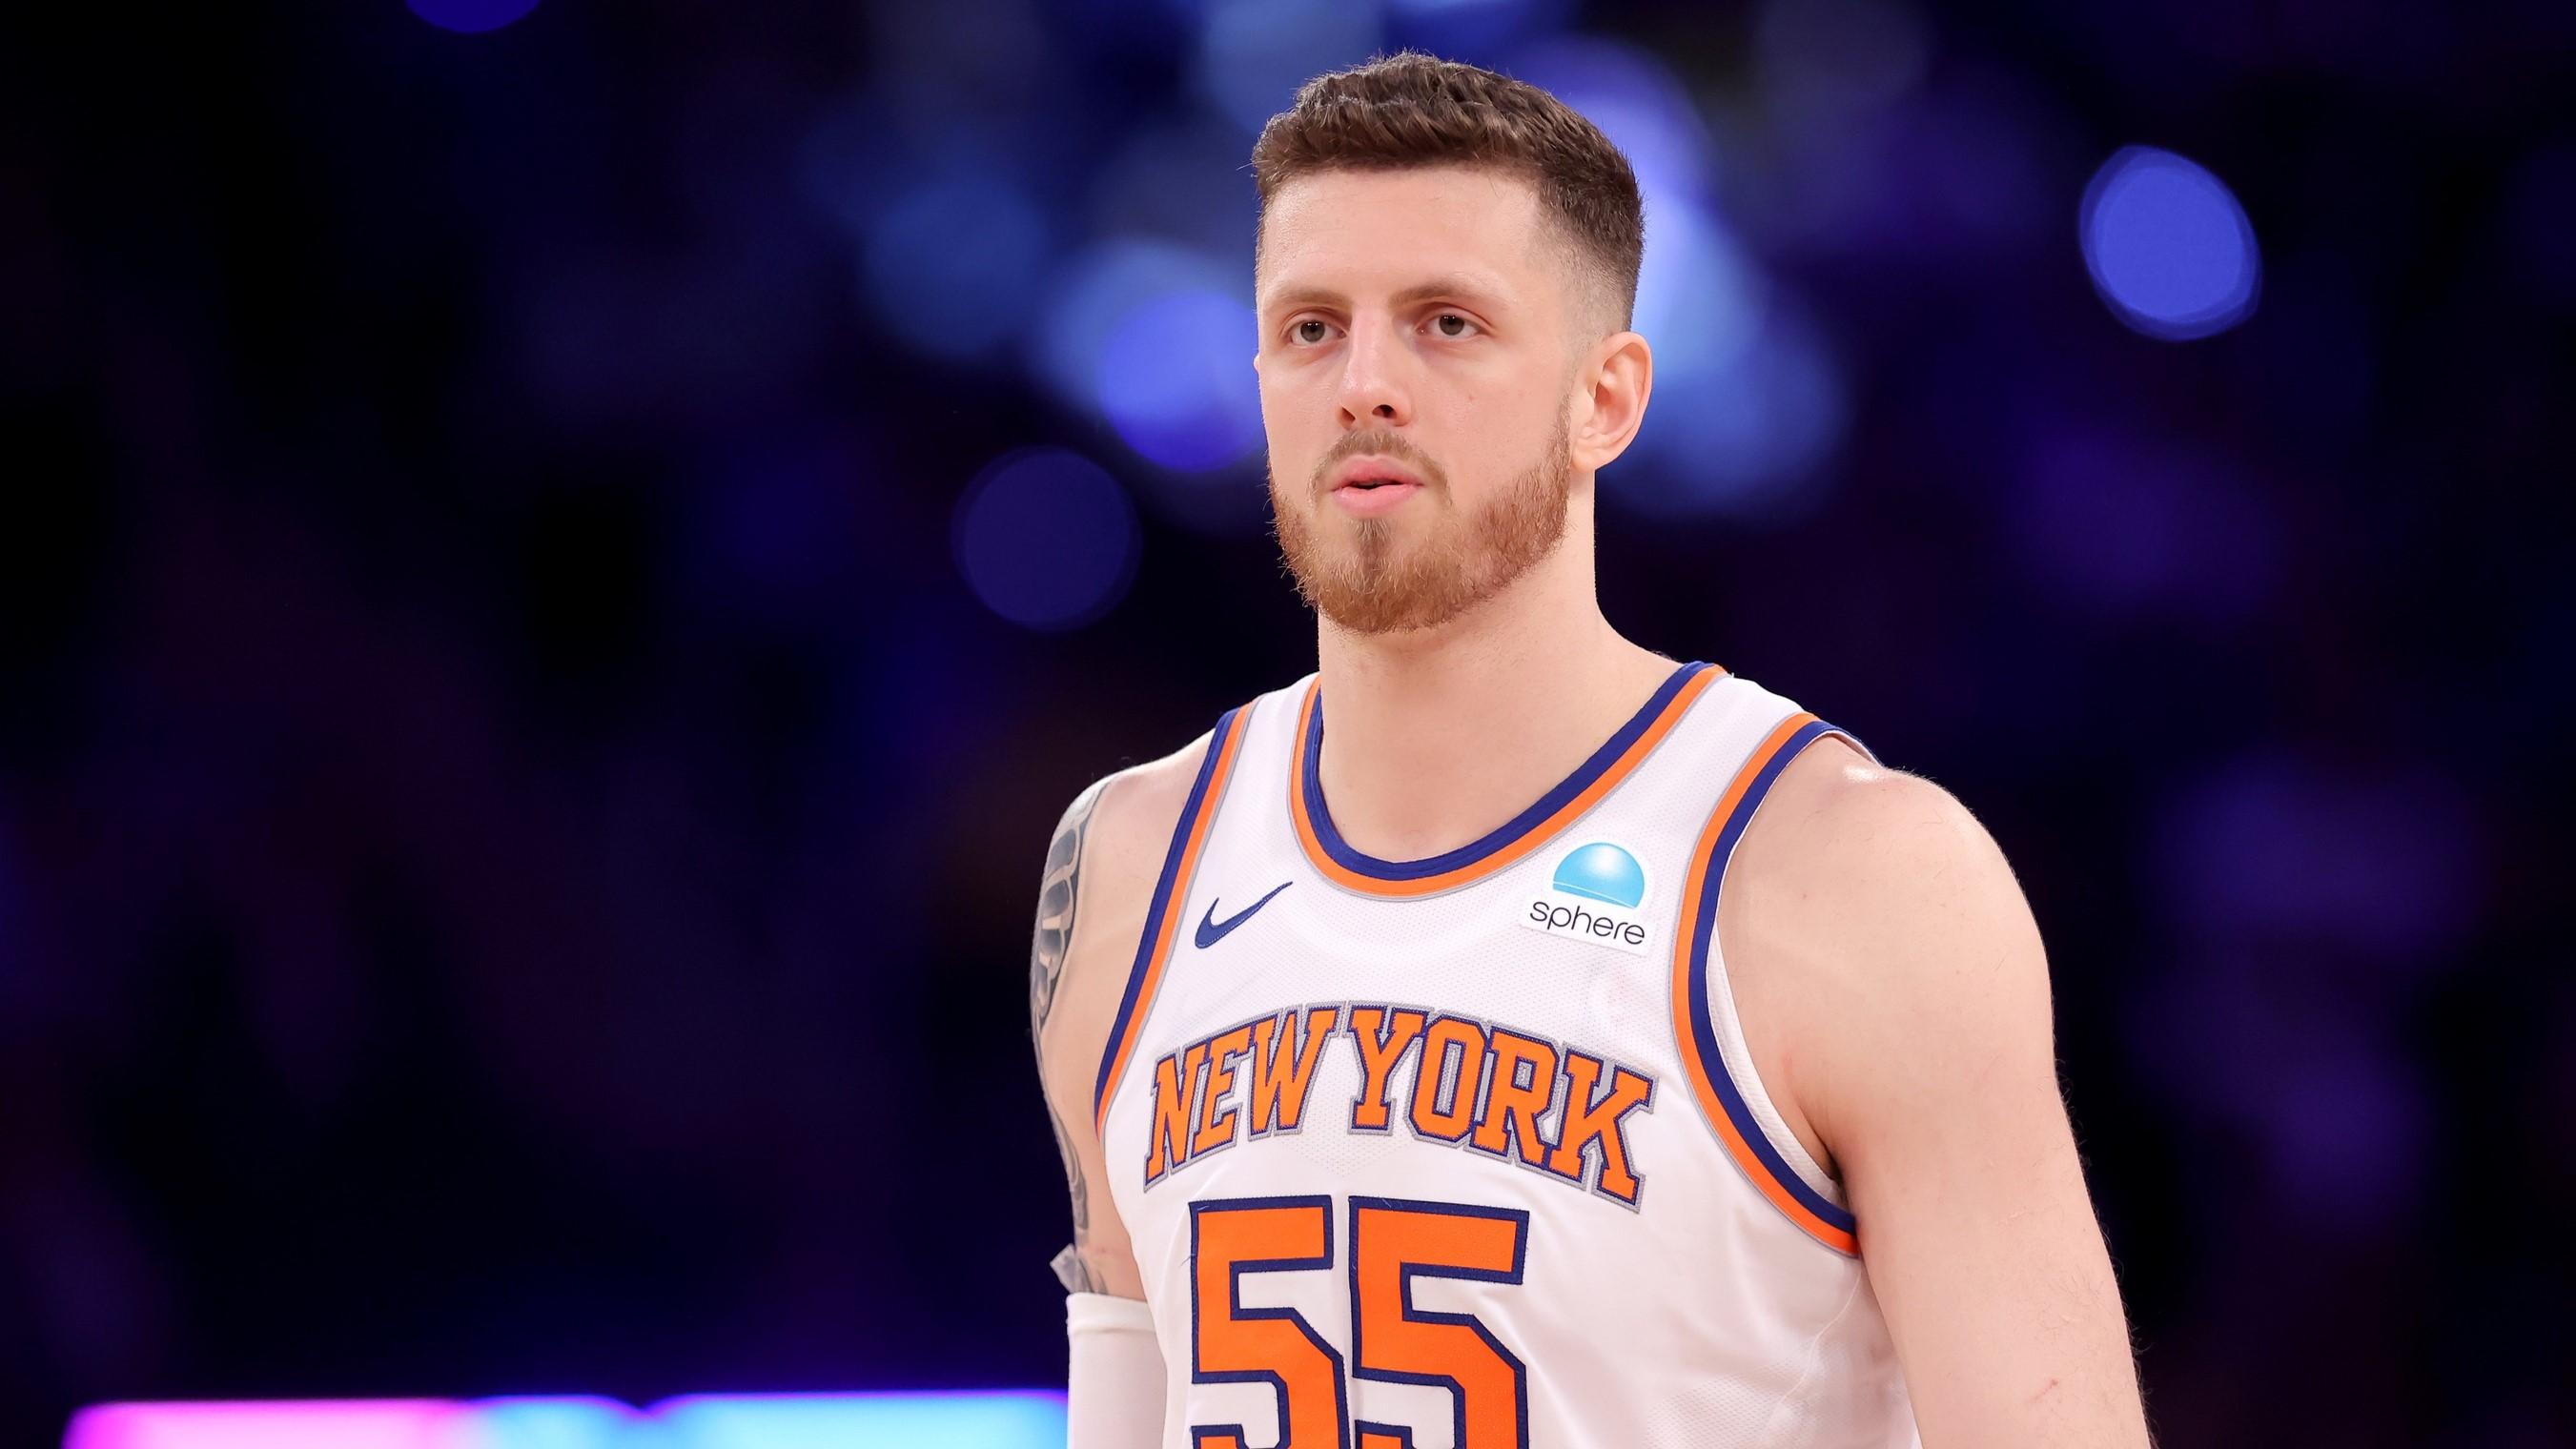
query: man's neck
[{"left": 1311, "top": 528, "right": 1677, "bottom": 865}]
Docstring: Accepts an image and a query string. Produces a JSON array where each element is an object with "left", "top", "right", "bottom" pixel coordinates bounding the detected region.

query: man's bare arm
[
  {"left": 1032, "top": 776, "right": 1113, "bottom": 1295},
  {"left": 1029, "top": 739, "right": 1205, "bottom": 1304},
  {"left": 1749, "top": 754, "right": 2155, "bottom": 1448}
]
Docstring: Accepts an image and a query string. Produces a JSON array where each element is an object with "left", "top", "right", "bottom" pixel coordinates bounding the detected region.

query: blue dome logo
[{"left": 1551, "top": 842, "right": 1646, "bottom": 909}]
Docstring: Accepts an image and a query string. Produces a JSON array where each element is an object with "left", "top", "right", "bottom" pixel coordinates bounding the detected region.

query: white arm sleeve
[{"left": 1067, "top": 1290, "right": 1164, "bottom": 1447}]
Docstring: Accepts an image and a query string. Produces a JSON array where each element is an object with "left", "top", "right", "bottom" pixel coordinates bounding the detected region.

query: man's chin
[{"left": 1307, "top": 563, "right": 1485, "bottom": 636}]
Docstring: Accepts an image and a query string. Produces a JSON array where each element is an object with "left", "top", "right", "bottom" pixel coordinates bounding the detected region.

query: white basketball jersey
[{"left": 1096, "top": 660, "right": 1923, "bottom": 1449}]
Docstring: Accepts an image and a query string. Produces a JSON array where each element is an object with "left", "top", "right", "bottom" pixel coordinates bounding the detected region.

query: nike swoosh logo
[{"left": 1196, "top": 881, "right": 1293, "bottom": 950}]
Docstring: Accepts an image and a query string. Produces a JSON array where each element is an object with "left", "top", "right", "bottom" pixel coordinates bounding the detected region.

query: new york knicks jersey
[{"left": 1095, "top": 660, "right": 1922, "bottom": 1448}]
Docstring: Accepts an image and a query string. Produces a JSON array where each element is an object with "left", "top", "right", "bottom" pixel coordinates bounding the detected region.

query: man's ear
[{"left": 1570, "top": 329, "right": 1653, "bottom": 475}]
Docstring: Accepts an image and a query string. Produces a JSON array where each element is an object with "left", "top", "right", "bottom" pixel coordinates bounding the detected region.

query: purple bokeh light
[
  {"left": 64, "top": 1399, "right": 461, "bottom": 1449},
  {"left": 0, "top": 804, "right": 23, "bottom": 988},
  {"left": 62, "top": 1393, "right": 1069, "bottom": 1449},
  {"left": 2155, "top": 750, "right": 2486, "bottom": 970},
  {"left": 405, "top": 0, "right": 542, "bottom": 34},
  {"left": 2266, "top": 1035, "right": 2429, "bottom": 1235},
  {"left": 1755, "top": 0, "right": 1932, "bottom": 122},
  {"left": 951, "top": 449, "right": 1142, "bottom": 632},
  {"left": 2009, "top": 427, "right": 2282, "bottom": 623},
  {"left": 2499, "top": 139, "right": 2576, "bottom": 309}
]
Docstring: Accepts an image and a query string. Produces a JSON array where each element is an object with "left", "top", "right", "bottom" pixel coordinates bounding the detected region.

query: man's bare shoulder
[
  {"left": 1029, "top": 727, "right": 1220, "bottom": 1103},
  {"left": 1721, "top": 735, "right": 2044, "bottom": 1172},
  {"left": 1745, "top": 737, "right": 1987, "bottom": 871},
  {"left": 1079, "top": 732, "right": 1216, "bottom": 905},
  {"left": 1730, "top": 735, "right": 2034, "bottom": 1009}
]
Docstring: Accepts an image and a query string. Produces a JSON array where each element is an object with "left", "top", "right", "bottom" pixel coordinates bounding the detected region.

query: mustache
[{"left": 1310, "top": 436, "right": 1444, "bottom": 493}]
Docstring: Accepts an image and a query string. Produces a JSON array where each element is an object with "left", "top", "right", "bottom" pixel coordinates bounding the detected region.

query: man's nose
[{"left": 1335, "top": 316, "right": 1413, "bottom": 429}]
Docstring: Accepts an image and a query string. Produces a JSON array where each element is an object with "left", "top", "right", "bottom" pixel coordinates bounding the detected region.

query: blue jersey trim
[
  {"left": 1685, "top": 717, "right": 1862, "bottom": 1235},
  {"left": 1298, "top": 660, "right": 1712, "bottom": 883},
  {"left": 1094, "top": 704, "right": 1245, "bottom": 1122}
]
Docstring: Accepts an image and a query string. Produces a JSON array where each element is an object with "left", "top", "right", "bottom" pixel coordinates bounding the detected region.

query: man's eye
[
  {"left": 1432, "top": 313, "right": 1477, "bottom": 337},
  {"left": 1292, "top": 319, "right": 1331, "bottom": 344}
]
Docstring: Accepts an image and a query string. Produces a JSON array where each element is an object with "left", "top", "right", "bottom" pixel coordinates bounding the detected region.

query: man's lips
[
  {"left": 1322, "top": 456, "right": 1431, "bottom": 516},
  {"left": 1329, "top": 456, "right": 1428, "bottom": 493},
  {"left": 1329, "top": 478, "right": 1423, "bottom": 517}
]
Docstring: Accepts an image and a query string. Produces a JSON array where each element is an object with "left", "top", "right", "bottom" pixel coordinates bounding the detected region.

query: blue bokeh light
[
  {"left": 2080, "top": 146, "right": 2261, "bottom": 340},
  {"left": 1506, "top": 36, "right": 1718, "bottom": 202},
  {"left": 1628, "top": 304, "right": 1847, "bottom": 522},
  {"left": 951, "top": 449, "right": 1142, "bottom": 632},
  {"left": 1480, "top": 41, "right": 1844, "bottom": 518},
  {"left": 466, "top": 1396, "right": 638, "bottom": 1448},
  {"left": 683, "top": 424, "right": 884, "bottom": 627},
  {"left": 1095, "top": 290, "right": 1264, "bottom": 472},
  {"left": 1032, "top": 239, "right": 1240, "bottom": 416},
  {"left": 1386, "top": 0, "right": 1567, "bottom": 55},
  {"left": 1196, "top": 0, "right": 1385, "bottom": 134},
  {"left": 1631, "top": 194, "right": 1768, "bottom": 377},
  {"left": 653, "top": 1391, "right": 1067, "bottom": 1449},
  {"left": 862, "top": 173, "right": 1052, "bottom": 363},
  {"left": 1614, "top": 194, "right": 1847, "bottom": 520},
  {"left": 796, "top": 93, "right": 909, "bottom": 237},
  {"left": 406, "top": 0, "right": 541, "bottom": 33},
  {"left": 1032, "top": 239, "right": 1270, "bottom": 530}
]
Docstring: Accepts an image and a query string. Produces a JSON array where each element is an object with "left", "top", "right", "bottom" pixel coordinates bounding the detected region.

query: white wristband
[{"left": 1066, "top": 1290, "right": 1163, "bottom": 1446}]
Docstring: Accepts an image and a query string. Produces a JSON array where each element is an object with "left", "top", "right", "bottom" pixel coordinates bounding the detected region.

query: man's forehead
[{"left": 1256, "top": 168, "right": 1555, "bottom": 311}]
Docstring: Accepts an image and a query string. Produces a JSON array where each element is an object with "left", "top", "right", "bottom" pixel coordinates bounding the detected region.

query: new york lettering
[{"left": 1139, "top": 1001, "right": 1655, "bottom": 1207}]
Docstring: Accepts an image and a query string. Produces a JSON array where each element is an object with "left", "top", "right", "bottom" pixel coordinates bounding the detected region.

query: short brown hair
[{"left": 1250, "top": 50, "right": 1646, "bottom": 337}]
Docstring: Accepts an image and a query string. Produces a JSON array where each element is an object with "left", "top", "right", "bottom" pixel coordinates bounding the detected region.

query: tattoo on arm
[{"left": 1032, "top": 776, "right": 1110, "bottom": 1294}]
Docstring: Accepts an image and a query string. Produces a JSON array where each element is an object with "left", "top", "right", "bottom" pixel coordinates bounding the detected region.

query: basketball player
[{"left": 1028, "top": 51, "right": 2153, "bottom": 1448}]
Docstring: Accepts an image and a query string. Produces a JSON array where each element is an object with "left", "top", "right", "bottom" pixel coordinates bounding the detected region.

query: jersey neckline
[{"left": 1287, "top": 659, "right": 1726, "bottom": 898}]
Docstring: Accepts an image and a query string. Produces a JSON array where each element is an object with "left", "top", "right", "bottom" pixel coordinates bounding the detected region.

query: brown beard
[{"left": 1269, "top": 413, "right": 1572, "bottom": 636}]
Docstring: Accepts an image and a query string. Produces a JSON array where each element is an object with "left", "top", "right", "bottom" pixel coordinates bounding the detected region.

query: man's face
[{"left": 1255, "top": 165, "right": 1583, "bottom": 636}]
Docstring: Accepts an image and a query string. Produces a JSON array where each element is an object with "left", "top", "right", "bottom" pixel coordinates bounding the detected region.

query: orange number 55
[{"left": 1189, "top": 1194, "right": 1530, "bottom": 1449}]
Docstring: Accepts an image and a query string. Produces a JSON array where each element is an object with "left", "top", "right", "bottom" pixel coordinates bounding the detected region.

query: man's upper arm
[
  {"left": 1765, "top": 758, "right": 2153, "bottom": 1448},
  {"left": 1029, "top": 740, "right": 1204, "bottom": 1301}
]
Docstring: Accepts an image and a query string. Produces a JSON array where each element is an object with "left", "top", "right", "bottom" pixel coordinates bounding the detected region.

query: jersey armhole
[
  {"left": 1667, "top": 712, "right": 1879, "bottom": 1256},
  {"left": 1090, "top": 701, "right": 1258, "bottom": 1134}
]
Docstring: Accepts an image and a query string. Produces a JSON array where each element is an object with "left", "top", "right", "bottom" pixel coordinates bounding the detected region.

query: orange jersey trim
[
  {"left": 1669, "top": 711, "right": 1868, "bottom": 1256},
  {"left": 1093, "top": 702, "right": 1256, "bottom": 1134},
  {"left": 1288, "top": 662, "right": 1725, "bottom": 899}
]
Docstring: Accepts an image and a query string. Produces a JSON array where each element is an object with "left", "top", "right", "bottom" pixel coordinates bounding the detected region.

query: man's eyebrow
[{"left": 1258, "top": 276, "right": 1514, "bottom": 315}]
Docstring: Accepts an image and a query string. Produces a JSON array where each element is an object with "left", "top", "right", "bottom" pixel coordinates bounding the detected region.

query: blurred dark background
[{"left": 4, "top": 0, "right": 2572, "bottom": 1443}]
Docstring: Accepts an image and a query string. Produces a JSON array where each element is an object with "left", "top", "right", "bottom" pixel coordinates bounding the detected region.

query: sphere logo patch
[{"left": 1519, "top": 841, "right": 1653, "bottom": 956}]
